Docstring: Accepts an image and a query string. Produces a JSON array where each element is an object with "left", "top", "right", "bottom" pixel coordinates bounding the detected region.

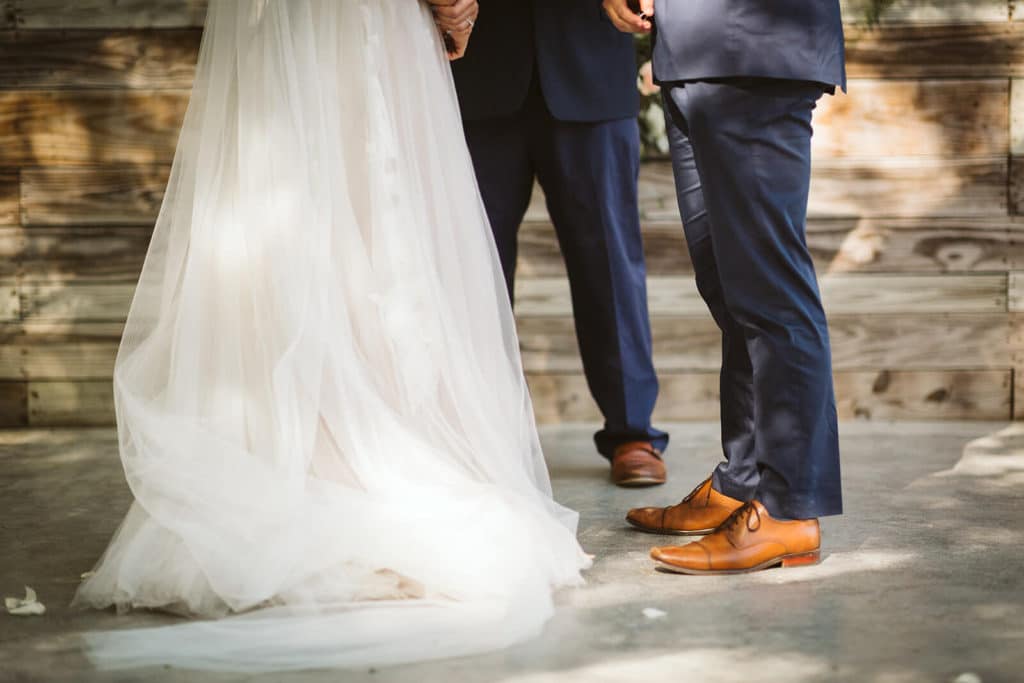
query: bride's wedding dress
[{"left": 72, "top": 0, "right": 589, "bottom": 671}]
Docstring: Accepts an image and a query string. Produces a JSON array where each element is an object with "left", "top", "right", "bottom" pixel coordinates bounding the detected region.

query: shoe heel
[{"left": 781, "top": 551, "right": 820, "bottom": 568}]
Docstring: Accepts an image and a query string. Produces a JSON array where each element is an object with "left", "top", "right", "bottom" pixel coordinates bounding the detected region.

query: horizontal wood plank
[
  {"left": 1, "top": 312, "right": 1009, "bottom": 381},
  {"left": 0, "top": 90, "right": 187, "bottom": 166},
  {"left": 27, "top": 380, "right": 113, "bottom": 426},
  {"left": 21, "top": 166, "right": 169, "bottom": 225},
  {"left": 6, "top": 215, "right": 1018, "bottom": 289},
  {"left": 519, "top": 217, "right": 1023, "bottom": 278},
  {"left": 0, "top": 79, "right": 1007, "bottom": 166},
  {"left": 16, "top": 369, "right": 1006, "bottom": 427},
  {"left": 845, "top": 23, "right": 1024, "bottom": 78},
  {"left": 32, "top": 157, "right": 1010, "bottom": 230},
  {"left": 519, "top": 314, "right": 1011, "bottom": 374},
  {"left": 0, "top": 381, "right": 28, "bottom": 427},
  {"left": 0, "top": 29, "right": 201, "bottom": 89},
  {"left": 604, "top": 159, "right": 1011, "bottom": 223},
  {"left": 516, "top": 274, "right": 1007, "bottom": 318},
  {"left": 0, "top": 226, "right": 151, "bottom": 281},
  {"left": 0, "top": 322, "right": 123, "bottom": 380},
  {"left": 834, "top": 368, "right": 1010, "bottom": 420},
  {"left": 0, "top": 170, "right": 17, "bottom": 225},
  {"left": 807, "top": 157, "right": 1009, "bottom": 219},
  {"left": 19, "top": 282, "right": 134, "bottom": 321},
  {"left": 529, "top": 372, "right": 719, "bottom": 424},
  {"left": 814, "top": 79, "right": 1009, "bottom": 159},
  {"left": 12, "top": 0, "right": 209, "bottom": 29},
  {"left": 530, "top": 369, "right": 1011, "bottom": 423},
  {"left": 840, "top": 0, "right": 1010, "bottom": 24}
]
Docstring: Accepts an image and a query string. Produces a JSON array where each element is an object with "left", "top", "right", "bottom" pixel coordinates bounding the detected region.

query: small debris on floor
[
  {"left": 5, "top": 587, "right": 45, "bottom": 616},
  {"left": 641, "top": 607, "right": 667, "bottom": 620}
]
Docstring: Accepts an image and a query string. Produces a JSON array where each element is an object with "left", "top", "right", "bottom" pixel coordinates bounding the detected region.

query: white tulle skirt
[{"left": 72, "top": 0, "right": 589, "bottom": 671}]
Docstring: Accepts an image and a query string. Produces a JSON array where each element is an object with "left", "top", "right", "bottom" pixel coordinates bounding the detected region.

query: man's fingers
[
  {"left": 640, "top": 0, "right": 655, "bottom": 16},
  {"left": 602, "top": 0, "right": 650, "bottom": 33}
]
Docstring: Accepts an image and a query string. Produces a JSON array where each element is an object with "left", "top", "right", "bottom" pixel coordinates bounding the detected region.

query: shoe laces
[
  {"left": 681, "top": 479, "right": 712, "bottom": 506},
  {"left": 721, "top": 501, "right": 761, "bottom": 535}
]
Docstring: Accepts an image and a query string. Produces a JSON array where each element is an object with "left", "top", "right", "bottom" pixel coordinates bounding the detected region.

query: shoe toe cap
[
  {"left": 626, "top": 507, "right": 664, "bottom": 529},
  {"left": 651, "top": 542, "right": 710, "bottom": 570}
]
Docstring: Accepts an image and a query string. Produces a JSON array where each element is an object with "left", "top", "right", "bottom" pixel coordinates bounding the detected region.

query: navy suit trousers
[
  {"left": 463, "top": 79, "right": 667, "bottom": 458},
  {"left": 662, "top": 78, "right": 842, "bottom": 519}
]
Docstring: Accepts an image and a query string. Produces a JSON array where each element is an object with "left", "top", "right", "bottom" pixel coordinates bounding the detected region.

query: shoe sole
[
  {"left": 614, "top": 477, "right": 666, "bottom": 488},
  {"left": 625, "top": 518, "right": 715, "bottom": 536},
  {"left": 654, "top": 550, "right": 821, "bottom": 575}
]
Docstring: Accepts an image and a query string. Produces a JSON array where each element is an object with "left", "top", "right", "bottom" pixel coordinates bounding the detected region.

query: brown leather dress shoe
[
  {"left": 626, "top": 476, "right": 743, "bottom": 535},
  {"left": 650, "top": 500, "right": 821, "bottom": 575},
  {"left": 610, "top": 442, "right": 666, "bottom": 487}
]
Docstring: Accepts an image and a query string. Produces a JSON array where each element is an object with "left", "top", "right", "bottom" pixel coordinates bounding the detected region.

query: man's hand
[
  {"left": 602, "top": 0, "right": 654, "bottom": 34},
  {"left": 425, "top": 0, "right": 479, "bottom": 34}
]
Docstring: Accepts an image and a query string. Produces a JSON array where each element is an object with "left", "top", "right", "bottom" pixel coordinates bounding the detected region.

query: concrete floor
[{"left": 1, "top": 421, "right": 1023, "bottom": 682}]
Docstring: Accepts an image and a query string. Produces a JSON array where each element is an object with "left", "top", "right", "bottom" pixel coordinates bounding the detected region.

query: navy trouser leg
[
  {"left": 463, "top": 113, "right": 535, "bottom": 300},
  {"left": 530, "top": 111, "right": 667, "bottom": 458},
  {"left": 663, "top": 79, "right": 842, "bottom": 519},
  {"left": 663, "top": 120, "right": 758, "bottom": 497}
]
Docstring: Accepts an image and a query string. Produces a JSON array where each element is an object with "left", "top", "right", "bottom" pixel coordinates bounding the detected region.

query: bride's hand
[
  {"left": 424, "top": 0, "right": 477, "bottom": 60},
  {"left": 426, "top": 0, "right": 478, "bottom": 34},
  {"left": 442, "top": 27, "right": 472, "bottom": 61}
]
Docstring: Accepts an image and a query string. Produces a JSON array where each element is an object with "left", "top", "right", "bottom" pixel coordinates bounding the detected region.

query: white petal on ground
[
  {"left": 641, "top": 607, "right": 667, "bottom": 619},
  {"left": 5, "top": 586, "right": 46, "bottom": 616}
]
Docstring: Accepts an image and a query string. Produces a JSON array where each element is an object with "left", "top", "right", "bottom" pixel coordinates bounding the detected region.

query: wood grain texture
[
  {"left": 806, "top": 157, "right": 1009, "bottom": 219},
  {"left": 1009, "top": 272, "right": 1024, "bottom": 312},
  {"left": 0, "top": 282, "right": 19, "bottom": 321},
  {"left": 833, "top": 369, "right": 1010, "bottom": 420},
  {"left": 0, "top": 90, "right": 187, "bottom": 165},
  {"left": 27, "top": 380, "right": 113, "bottom": 426},
  {"left": 814, "top": 79, "right": 1009, "bottom": 159},
  {"left": 21, "top": 166, "right": 169, "bottom": 225},
  {"left": 11, "top": 0, "right": 209, "bottom": 29},
  {"left": 516, "top": 274, "right": 1007, "bottom": 318},
  {"left": 36, "top": 158, "right": 1007, "bottom": 229},
  {"left": 0, "top": 29, "right": 201, "bottom": 89},
  {"left": 0, "top": 170, "right": 17, "bottom": 225},
  {"left": 529, "top": 369, "right": 1011, "bottom": 423},
  {"left": 0, "top": 381, "right": 28, "bottom": 427},
  {"left": 845, "top": 23, "right": 1024, "bottom": 78},
  {"left": 840, "top": 0, "right": 1010, "bottom": 24},
  {"left": 0, "top": 226, "right": 151, "bottom": 281},
  {"left": 623, "top": 159, "right": 1010, "bottom": 222},
  {"left": 520, "top": 217, "right": 1023, "bottom": 278},
  {"left": 19, "top": 282, "right": 134, "bottom": 321},
  {"left": 518, "top": 314, "right": 1012, "bottom": 374},
  {"left": 1013, "top": 79, "right": 1024, "bottom": 156},
  {"left": 1013, "top": 156, "right": 1024, "bottom": 216},
  {"left": 42, "top": 271, "right": 1000, "bottom": 323},
  {"left": 0, "top": 322, "right": 122, "bottom": 380}
]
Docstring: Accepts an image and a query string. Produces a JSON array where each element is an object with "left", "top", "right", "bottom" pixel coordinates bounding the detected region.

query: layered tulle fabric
[{"left": 73, "top": 0, "right": 589, "bottom": 671}]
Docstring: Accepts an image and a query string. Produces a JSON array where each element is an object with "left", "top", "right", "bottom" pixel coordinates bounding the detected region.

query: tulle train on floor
[{"left": 73, "top": 0, "right": 589, "bottom": 670}]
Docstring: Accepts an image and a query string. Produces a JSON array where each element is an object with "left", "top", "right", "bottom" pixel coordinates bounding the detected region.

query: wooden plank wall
[{"left": 0, "top": 1, "right": 1021, "bottom": 427}]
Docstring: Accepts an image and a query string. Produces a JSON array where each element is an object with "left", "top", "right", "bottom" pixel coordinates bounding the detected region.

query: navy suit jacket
[
  {"left": 451, "top": 0, "right": 639, "bottom": 123},
  {"left": 652, "top": 0, "right": 846, "bottom": 91}
]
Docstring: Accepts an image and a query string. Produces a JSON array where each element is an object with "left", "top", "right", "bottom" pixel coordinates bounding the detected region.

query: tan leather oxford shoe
[
  {"left": 610, "top": 442, "right": 666, "bottom": 487},
  {"left": 626, "top": 476, "right": 743, "bottom": 535},
  {"left": 650, "top": 500, "right": 821, "bottom": 575}
]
